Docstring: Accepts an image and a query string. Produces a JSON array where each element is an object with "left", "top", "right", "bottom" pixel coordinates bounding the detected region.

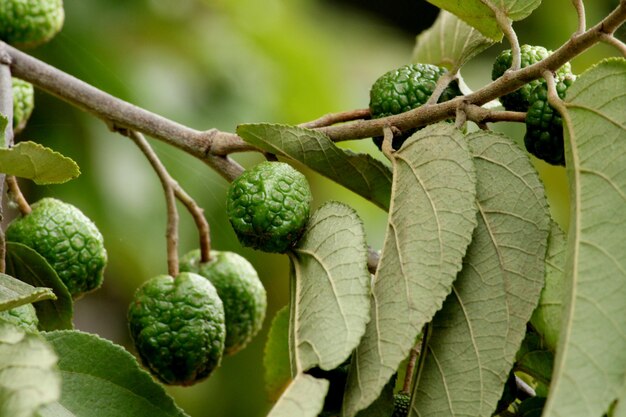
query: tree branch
[{"left": 0, "top": 49, "right": 12, "bottom": 274}]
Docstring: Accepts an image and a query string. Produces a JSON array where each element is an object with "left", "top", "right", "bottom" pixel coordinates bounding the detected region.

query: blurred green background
[{"left": 8, "top": 0, "right": 621, "bottom": 415}]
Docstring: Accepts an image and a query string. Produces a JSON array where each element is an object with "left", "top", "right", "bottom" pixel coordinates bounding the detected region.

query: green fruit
[
  {"left": 5, "top": 197, "right": 107, "bottom": 298},
  {"left": 524, "top": 75, "right": 575, "bottom": 166},
  {"left": 0, "top": 0, "right": 64, "bottom": 47},
  {"left": 0, "top": 304, "right": 38, "bottom": 332},
  {"left": 491, "top": 44, "right": 572, "bottom": 111},
  {"left": 369, "top": 63, "right": 462, "bottom": 150},
  {"left": 180, "top": 249, "right": 267, "bottom": 356},
  {"left": 392, "top": 392, "right": 410, "bottom": 417},
  {"left": 128, "top": 272, "right": 226, "bottom": 386},
  {"left": 12, "top": 78, "right": 35, "bottom": 133},
  {"left": 227, "top": 161, "right": 312, "bottom": 253}
]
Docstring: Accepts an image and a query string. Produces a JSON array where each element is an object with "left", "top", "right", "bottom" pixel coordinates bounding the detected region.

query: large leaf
[
  {"left": 237, "top": 124, "right": 392, "bottom": 211},
  {"left": 543, "top": 58, "right": 626, "bottom": 417},
  {"left": 38, "top": 330, "right": 189, "bottom": 417},
  {"left": 263, "top": 306, "right": 291, "bottom": 401},
  {"left": 0, "top": 321, "right": 60, "bottom": 417},
  {"left": 425, "top": 0, "right": 542, "bottom": 41},
  {"left": 0, "top": 272, "right": 55, "bottom": 311},
  {"left": 342, "top": 123, "right": 478, "bottom": 416},
  {"left": 267, "top": 373, "right": 329, "bottom": 417},
  {"left": 412, "top": 10, "right": 495, "bottom": 71},
  {"left": 410, "top": 130, "right": 550, "bottom": 417},
  {"left": 289, "top": 201, "right": 370, "bottom": 373},
  {"left": 530, "top": 222, "right": 566, "bottom": 352},
  {"left": 0, "top": 141, "right": 80, "bottom": 184},
  {"left": 5, "top": 242, "right": 74, "bottom": 331}
]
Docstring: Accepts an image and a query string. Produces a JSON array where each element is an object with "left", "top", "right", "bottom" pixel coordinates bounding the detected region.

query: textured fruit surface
[
  {"left": 6, "top": 197, "right": 107, "bottom": 298},
  {"left": 369, "top": 63, "right": 462, "bottom": 150},
  {"left": 492, "top": 45, "right": 572, "bottom": 111},
  {"left": 227, "top": 161, "right": 311, "bottom": 253},
  {"left": 0, "top": 304, "right": 38, "bottom": 332},
  {"left": 524, "top": 75, "right": 575, "bottom": 166},
  {"left": 392, "top": 392, "right": 410, "bottom": 417},
  {"left": 128, "top": 272, "right": 226, "bottom": 386},
  {"left": 0, "top": 0, "right": 64, "bottom": 47},
  {"left": 11, "top": 78, "right": 34, "bottom": 133},
  {"left": 180, "top": 249, "right": 267, "bottom": 356}
]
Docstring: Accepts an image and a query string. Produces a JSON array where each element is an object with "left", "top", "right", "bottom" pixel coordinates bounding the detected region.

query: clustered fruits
[
  {"left": 492, "top": 44, "right": 575, "bottom": 165},
  {"left": 11, "top": 77, "right": 35, "bottom": 133},
  {"left": 0, "top": 0, "right": 64, "bottom": 47},
  {"left": 392, "top": 392, "right": 411, "bottom": 417},
  {"left": 368, "top": 63, "right": 462, "bottom": 150}
]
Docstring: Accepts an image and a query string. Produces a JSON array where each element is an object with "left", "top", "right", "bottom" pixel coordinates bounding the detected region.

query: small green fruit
[
  {"left": 11, "top": 78, "right": 35, "bottom": 133},
  {"left": 180, "top": 249, "right": 267, "bottom": 356},
  {"left": 524, "top": 75, "right": 576, "bottom": 166},
  {"left": 369, "top": 63, "right": 462, "bottom": 150},
  {"left": 5, "top": 198, "right": 107, "bottom": 298},
  {"left": 392, "top": 392, "right": 411, "bottom": 417},
  {"left": 128, "top": 272, "right": 226, "bottom": 386},
  {"left": 227, "top": 161, "right": 312, "bottom": 253},
  {"left": 0, "top": 303, "right": 38, "bottom": 332},
  {"left": 0, "top": 0, "right": 65, "bottom": 47},
  {"left": 491, "top": 44, "right": 572, "bottom": 112}
]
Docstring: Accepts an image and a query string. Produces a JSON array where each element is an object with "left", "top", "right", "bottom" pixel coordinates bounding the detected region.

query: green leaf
[
  {"left": 410, "top": 131, "right": 550, "bottom": 417},
  {"left": 425, "top": 0, "right": 542, "bottom": 41},
  {"left": 289, "top": 201, "right": 370, "bottom": 372},
  {"left": 518, "top": 397, "right": 546, "bottom": 417},
  {"left": 530, "top": 222, "right": 566, "bottom": 352},
  {"left": 5, "top": 242, "right": 74, "bottom": 331},
  {"left": 264, "top": 305, "right": 291, "bottom": 401},
  {"left": 515, "top": 330, "right": 554, "bottom": 385},
  {"left": 38, "top": 330, "right": 189, "bottom": 417},
  {"left": 412, "top": 10, "right": 495, "bottom": 71},
  {"left": 237, "top": 123, "right": 392, "bottom": 211},
  {"left": 0, "top": 272, "right": 56, "bottom": 311},
  {"left": 267, "top": 373, "right": 329, "bottom": 417},
  {"left": 0, "top": 141, "right": 80, "bottom": 184},
  {"left": 0, "top": 321, "right": 61, "bottom": 417},
  {"left": 543, "top": 58, "right": 626, "bottom": 417},
  {"left": 342, "top": 123, "right": 478, "bottom": 417}
]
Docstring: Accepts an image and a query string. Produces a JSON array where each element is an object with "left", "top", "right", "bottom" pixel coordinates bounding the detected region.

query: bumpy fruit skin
[
  {"left": 128, "top": 272, "right": 226, "bottom": 386},
  {"left": 6, "top": 198, "right": 107, "bottom": 298},
  {"left": 492, "top": 45, "right": 572, "bottom": 111},
  {"left": 0, "top": 304, "right": 38, "bottom": 332},
  {"left": 227, "top": 161, "right": 312, "bottom": 253},
  {"left": 392, "top": 392, "right": 411, "bottom": 417},
  {"left": 524, "top": 75, "right": 575, "bottom": 166},
  {"left": 11, "top": 78, "right": 35, "bottom": 133},
  {"left": 0, "top": 0, "right": 64, "bottom": 47},
  {"left": 369, "top": 63, "right": 462, "bottom": 150},
  {"left": 180, "top": 249, "right": 267, "bottom": 356}
]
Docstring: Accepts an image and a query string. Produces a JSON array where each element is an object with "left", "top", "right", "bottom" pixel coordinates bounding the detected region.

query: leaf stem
[
  {"left": 381, "top": 126, "right": 395, "bottom": 161},
  {"left": 426, "top": 71, "right": 458, "bottom": 105},
  {"left": 600, "top": 33, "right": 626, "bottom": 57},
  {"left": 409, "top": 323, "right": 432, "bottom": 412},
  {"left": 6, "top": 176, "right": 31, "bottom": 215},
  {"left": 572, "top": 0, "right": 587, "bottom": 35},
  {"left": 402, "top": 340, "right": 422, "bottom": 393},
  {"left": 127, "top": 131, "right": 180, "bottom": 276},
  {"left": 493, "top": 10, "right": 521, "bottom": 71}
]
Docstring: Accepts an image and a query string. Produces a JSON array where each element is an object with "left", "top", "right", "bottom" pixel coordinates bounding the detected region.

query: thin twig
[
  {"left": 127, "top": 131, "right": 180, "bottom": 276},
  {"left": 426, "top": 71, "right": 458, "bottom": 105},
  {"left": 299, "top": 108, "right": 370, "bottom": 129},
  {"left": 402, "top": 342, "right": 422, "bottom": 393},
  {"left": 173, "top": 185, "right": 212, "bottom": 263},
  {"left": 600, "top": 33, "right": 626, "bottom": 57},
  {"left": 0, "top": 53, "right": 12, "bottom": 273},
  {"left": 493, "top": 9, "right": 521, "bottom": 71},
  {"left": 367, "top": 247, "right": 380, "bottom": 275},
  {"left": 381, "top": 126, "right": 395, "bottom": 161},
  {"left": 6, "top": 176, "right": 31, "bottom": 215},
  {"left": 572, "top": 0, "right": 587, "bottom": 35}
]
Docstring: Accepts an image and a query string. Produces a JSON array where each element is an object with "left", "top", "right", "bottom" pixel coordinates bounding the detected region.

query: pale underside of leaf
[
  {"left": 289, "top": 201, "right": 370, "bottom": 373},
  {"left": 342, "top": 123, "right": 478, "bottom": 417},
  {"left": 425, "top": 0, "right": 542, "bottom": 41},
  {"left": 0, "top": 141, "right": 80, "bottom": 184},
  {"left": 0, "top": 272, "right": 56, "bottom": 311},
  {"left": 412, "top": 10, "right": 495, "bottom": 71},
  {"left": 0, "top": 322, "right": 60, "bottom": 417},
  {"left": 411, "top": 131, "right": 550, "bottom": 417},
  {"left": 267, "top": 373, "right": 329, "bottom": 417},
  {"left": 543, "top": 58, "right": 626, "bottom": 417},
  {"left": 237, "top": 123, "right": 392, "bottom": 211}
]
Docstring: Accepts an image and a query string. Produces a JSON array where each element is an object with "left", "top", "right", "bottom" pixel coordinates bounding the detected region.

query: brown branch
[
  {"left": 464, "top": 105, "right": 526, "bottom": 124},
  {"left": 0, "top": 52, "right": 12, "bottom": 274},
  {"left": 3, "top": 42, "right": 244, "bottom": 181},
  {"left": 317, "top": 1, "right": 626, "bottom": 141},
  {"left": 402, "top": 342, "right": 421, "bottom": 393},
  {"left": 299, "top": 108, "right": 370, "bottom": 129}
]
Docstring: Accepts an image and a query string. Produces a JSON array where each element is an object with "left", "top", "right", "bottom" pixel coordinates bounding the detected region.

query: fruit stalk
[{"left": 6, "top": 176, "right": 31, "bottom": 215}]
